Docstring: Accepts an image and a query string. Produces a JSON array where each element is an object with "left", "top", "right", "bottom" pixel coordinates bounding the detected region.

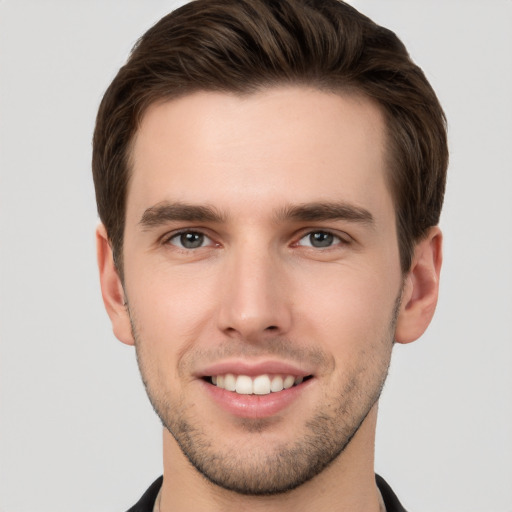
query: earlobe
[
  {"left": 96, "top": 224, "right": 135, "bottom": 345},
  {"left": 395, "top": 227, "right": 443, "bottom": 344}
]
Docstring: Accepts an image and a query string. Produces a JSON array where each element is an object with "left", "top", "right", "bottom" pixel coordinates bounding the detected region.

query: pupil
[
  {"left": 311, "top": 232, "right": 333, "bottom": 247},
  {"left": 181, "top": 232, "right": 203, "bottom": 248}
]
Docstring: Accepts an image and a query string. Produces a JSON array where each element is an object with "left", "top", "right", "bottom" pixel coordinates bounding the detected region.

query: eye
[
  {"left": 167, "top": 231, "right": 213, "bottom": 249},
  {"left": 297, "top": 231, "right": 345, "bottom": 249}
]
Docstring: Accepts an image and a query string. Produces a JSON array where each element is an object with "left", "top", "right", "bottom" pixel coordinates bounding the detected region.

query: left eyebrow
[{"left": 274, "top": 202, "right": 375, "bottom": 226}]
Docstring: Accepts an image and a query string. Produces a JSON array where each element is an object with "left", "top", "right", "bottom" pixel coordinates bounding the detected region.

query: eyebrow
[
  {"left": 139, "top": 201, "right": 226, "bottom": 228},
  {"left": 139, "top": 200, "right": 374, "bottom": 229},
  {"left": 275, "top": 202, "right": 374, "bottom": 225}
]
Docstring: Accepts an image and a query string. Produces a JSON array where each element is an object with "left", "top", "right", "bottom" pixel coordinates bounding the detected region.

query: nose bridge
[{"left": 217, "top": 237, "right": 291, "bottom": 338}]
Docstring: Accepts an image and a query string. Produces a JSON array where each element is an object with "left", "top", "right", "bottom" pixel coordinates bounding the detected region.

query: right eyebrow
[{"left": 139, "top": 201, "right": 226, "bottom": 229}]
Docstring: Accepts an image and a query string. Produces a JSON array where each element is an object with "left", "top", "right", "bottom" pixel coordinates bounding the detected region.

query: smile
[{"left": 207, "top": 374, "right": 310, "bottom": 395}]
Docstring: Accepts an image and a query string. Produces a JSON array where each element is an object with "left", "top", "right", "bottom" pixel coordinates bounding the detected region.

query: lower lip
[{"left": 200, "top": 378, "right": 313, "bottom": 419}]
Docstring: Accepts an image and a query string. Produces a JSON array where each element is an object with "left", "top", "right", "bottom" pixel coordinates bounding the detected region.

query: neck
[{"left": 159, "top": 405, "right": 383, "bottom": 512}]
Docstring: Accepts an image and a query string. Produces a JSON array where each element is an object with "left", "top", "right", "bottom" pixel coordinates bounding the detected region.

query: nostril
[{"left": 265, "top": 325, "right": 278, "bottom": 331}]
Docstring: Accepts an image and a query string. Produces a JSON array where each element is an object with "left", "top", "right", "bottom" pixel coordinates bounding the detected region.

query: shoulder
[
  {"left": 125, "top": 476, "right": 163, "bottom": 512},
  {"left": 376, "top": 474, "right": 408, "bottom": 512}
]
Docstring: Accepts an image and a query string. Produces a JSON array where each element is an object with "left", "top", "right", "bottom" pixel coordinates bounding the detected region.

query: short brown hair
[{"left": 92, "top": 0, "right": 447, "bottom": 275}]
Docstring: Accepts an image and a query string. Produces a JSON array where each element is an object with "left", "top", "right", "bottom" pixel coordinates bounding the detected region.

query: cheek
[
  {"left": 294, "top": 263, "right": 399, "bottom": 350},
  {"left": 125, "top": 262, "right": 218, "bottom": 351}
]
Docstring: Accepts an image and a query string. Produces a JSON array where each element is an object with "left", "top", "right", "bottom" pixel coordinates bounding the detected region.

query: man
[{"left": 92, "top": 0, "right": 447, "bottom": 510}]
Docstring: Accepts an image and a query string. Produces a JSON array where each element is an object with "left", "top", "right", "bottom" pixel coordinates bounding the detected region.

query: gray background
[{"left": 1, "top": 1, "right": 511, "bottom": 510}]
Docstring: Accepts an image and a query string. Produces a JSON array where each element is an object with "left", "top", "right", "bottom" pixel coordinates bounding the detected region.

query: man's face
[{"left": 121, "top": 87, "right": 403, "bottom": 494}]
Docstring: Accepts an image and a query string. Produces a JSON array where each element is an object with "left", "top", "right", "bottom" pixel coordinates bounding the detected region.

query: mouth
[
  {"left": 198, "top": 362, "right": 315, "bottom": 418},
  {"left": 204, "top": 373, "right": 313, "bottom": 395}
]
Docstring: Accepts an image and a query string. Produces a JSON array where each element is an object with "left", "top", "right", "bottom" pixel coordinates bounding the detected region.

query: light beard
[{"left": 129, "top": 295, "right": 400, "bottom": 496}]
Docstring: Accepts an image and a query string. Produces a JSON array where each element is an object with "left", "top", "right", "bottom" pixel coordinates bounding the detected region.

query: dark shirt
[{"left": 126, "top": 474, "right": 407, "bottom": 511}]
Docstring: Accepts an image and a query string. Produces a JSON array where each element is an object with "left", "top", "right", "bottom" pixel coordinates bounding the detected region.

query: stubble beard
[{"left": 130, "top": 296, "right": 400, "bottom": 496}]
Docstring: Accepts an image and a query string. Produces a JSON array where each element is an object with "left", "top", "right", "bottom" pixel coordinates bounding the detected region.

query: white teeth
[
  {"left": 253, "top": 375, "right": 271, "bottom": 395},
  {"left": 224, "top": 373, "right": 236, "bottom": 392},
  {"left": 270, "top": 375, "right": 284, "bottom": 392},
  {"left": 283, "top": 375, "right": 295, "bottom": 389},
  {"left": 210, "top": 373, "right": 306, "bottom": 395},
  {"left": 235, "top": 375, "right": 253, "bottom": 394}
]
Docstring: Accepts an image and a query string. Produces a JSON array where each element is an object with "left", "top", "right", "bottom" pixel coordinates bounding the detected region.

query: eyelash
[
  {"left": 163, "top": 229, "right": 215, "bottom": 250},
  {"left": 294, "top": 230, "right": 349, "bottom": 249},
  {"left": 162, "top": 228, "right": 351, "bottom": 251}
]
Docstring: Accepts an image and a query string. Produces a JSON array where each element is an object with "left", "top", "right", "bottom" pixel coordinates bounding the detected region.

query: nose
[{"left": 216, "top": 245, "right": 292, "bottom": 341}]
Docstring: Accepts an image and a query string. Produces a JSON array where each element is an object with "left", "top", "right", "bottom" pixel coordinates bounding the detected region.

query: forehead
[{"left": 128, "top": 87, "right": 392, "bottom": 222}]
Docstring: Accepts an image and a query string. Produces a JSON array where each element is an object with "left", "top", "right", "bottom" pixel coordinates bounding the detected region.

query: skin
[{"left": 97, "top": 87, "right": 442, "bottom": 511}]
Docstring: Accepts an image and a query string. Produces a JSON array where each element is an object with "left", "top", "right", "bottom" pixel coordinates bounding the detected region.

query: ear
[
  {"left": 96, "top": 224, "right": 134, "bottom": 345},
  {"left": 395, "top": 226, "right": 443, "bottom": 344}
]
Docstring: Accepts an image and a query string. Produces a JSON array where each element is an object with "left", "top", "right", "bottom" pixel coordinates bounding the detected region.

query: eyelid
[
  {"left": 159, "top": 227, "right": 351, "bottom": 250},
  {"left": 162, "top": 228, "right": 217, "bottom": 248},
  {"left": 293, "top": 228, "right": 351, "bottom": 247}
]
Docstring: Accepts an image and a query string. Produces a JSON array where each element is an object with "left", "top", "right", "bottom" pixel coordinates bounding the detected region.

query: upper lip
[{"left": 195, "top": 359, "right": 313, "bottom": 378}]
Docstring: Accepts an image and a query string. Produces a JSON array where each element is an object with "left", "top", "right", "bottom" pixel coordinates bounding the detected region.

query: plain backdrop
[{"left": 0, "top": 1, "right": 511, "bottom": 511}]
